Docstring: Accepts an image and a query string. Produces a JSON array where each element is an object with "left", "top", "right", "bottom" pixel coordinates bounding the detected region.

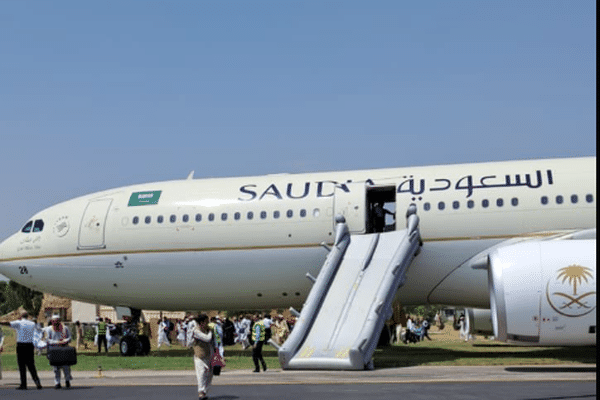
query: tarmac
[{"left": 0, "top": 364, "right": 596, "bottom": 388}]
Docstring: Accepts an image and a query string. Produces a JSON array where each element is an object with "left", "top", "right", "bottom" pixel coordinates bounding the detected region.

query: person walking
[
  {"left": 191, "top": 314, "right": 214, "bottom": 400},
  {"left": 421, "top": 319, "right": 432, "bottom": 341},
  {"left": 251, "top": 315, "right": 267, "bottom": 373},
  {"left": 157, "top": 318, "right": 171, "bottom": 348},
  {"left": 44, "top": 314, "right": 73, "bottom": 389},
  {"left": 0, "top": 312, "right": 43, "bottom": 390}
]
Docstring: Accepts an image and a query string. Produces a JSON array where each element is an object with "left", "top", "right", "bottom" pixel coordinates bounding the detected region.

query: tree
[
  {"left": 0, "top": 281, "right": 43, "bottom": 317},
  {"left": 403, "top": 304, "right": 444, "bottom": 321}
]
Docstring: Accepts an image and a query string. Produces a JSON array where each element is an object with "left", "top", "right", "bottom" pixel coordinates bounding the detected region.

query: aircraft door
[
  {"left": 78, "top": 199, "right": 112, "bottom": 250},
  {"left": 333, "top": 182, "right": 366, "bottom": 234}
]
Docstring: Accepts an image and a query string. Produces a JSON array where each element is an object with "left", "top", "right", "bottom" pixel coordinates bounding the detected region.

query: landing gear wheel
[
  {"left": 120, "top": 336, "right": 136, "bottom": 356},
  {"left": 137, "top": 335, "right": 151, "bottom": 356}
]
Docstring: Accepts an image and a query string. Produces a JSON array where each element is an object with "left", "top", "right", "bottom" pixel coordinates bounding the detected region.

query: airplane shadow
[
  {"left": 373, "top": 343, "right": 597, "bottom": 368},
  {"left": 505, "top": 366, "right": 596, "bottom": 373}
]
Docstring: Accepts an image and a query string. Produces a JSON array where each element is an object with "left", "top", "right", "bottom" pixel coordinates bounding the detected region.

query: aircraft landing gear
[
  {"left": 119, "top": 335, "right": 150, "bottom": 356},
  {"left": 118, "top": 307, "right": 151, "bottom": 357}
]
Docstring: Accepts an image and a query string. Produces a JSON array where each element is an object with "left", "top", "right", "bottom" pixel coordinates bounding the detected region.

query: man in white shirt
[{"left": 0, "top": 312, "right": 42, "bottom": 390}]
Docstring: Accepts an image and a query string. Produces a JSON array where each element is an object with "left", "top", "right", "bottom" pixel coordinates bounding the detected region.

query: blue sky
[{"left": 0, "top": 0, "right": 596, "bottom": 242}]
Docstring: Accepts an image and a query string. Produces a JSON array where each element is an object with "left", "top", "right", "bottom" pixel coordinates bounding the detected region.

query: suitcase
[{"left": 47, "top": 346, "right": 77, "bottom": 366}]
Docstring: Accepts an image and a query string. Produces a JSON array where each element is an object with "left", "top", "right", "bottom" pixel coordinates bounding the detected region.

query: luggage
[
  {"left": 47, "top": 346, "right": 77, "bottom": 366},
  {"left": 211, "top": 352, "right": 225, "bottom": 376}
]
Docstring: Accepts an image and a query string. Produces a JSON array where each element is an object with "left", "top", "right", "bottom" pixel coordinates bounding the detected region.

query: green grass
[
  {"left": 0, "top": 347, "right": 281, "bottom": 372},
  {"left": 0, "top": 336, "right": 595, "bottom": 372}
]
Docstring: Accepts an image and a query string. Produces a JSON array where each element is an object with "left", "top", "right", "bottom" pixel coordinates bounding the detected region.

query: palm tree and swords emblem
[{"left": 546, "top": 264, "right": 596, "bottom": 317}]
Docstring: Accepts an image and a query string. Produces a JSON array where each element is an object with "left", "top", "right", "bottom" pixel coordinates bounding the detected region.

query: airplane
[{"left": 0, "top": 156, "right": 596, "bottom": 356}]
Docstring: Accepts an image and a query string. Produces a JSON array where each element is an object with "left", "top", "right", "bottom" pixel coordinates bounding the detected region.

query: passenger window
[
  {"left": 313, "top": 209, "right": 320, "bottom": 218},
  {"left": 208, "top": 213, "right": 215, "bottom": 222},
  {"left": 195, "top": 214, "right": 202, "bottom": 222},
  {"left": 496, "top": 198, "right": 504, "bottom": 207},
  {"left": 570, "top": 195, "right": 578, "bottom": 204},
  {"left": 300, "top": 209, "right": 307, "bottom": 218},
  {"left": 467, "top": 200, "right": 474, "bottom": 209},
  {"left": 556, "top": 195, "right": 564, "bottom": 204},
  {"left": 287, "top": 210, "right": 293, "bottom": 218},
  {"left": 511, "top": 198, "right": 518, "bottom": 206},
  {"left": 182, "top": 214, "right": 189, "bottom": 223},
  {"left": 438, "top": 202, "right": 445, "bottom": 211},
  {"left": 247, "top": 211, "right": 254, "bottom": 220},
  {"left": 157, "top": 215, "right": 164, "bottom": 223},
  {"left": 170, "top": 214, "right": 177, "bottom": 223},
  {"left": 21, "top": 221, "right": 33, "bottom": 233},
  {"left": 273, "top": 211, "right": 280, "bottom": 219},
  {"left": 586, "top": 194, "right": 594, "bottom": 203},
  {"left": 260, "top": 211, "right": 267, "bottom": 219},
  {"left": 541, "top": 196, "right": 549, "bottom": 205},
  {"left": 234, "top": 212, "right": 241, "bottom": 220},
  {"left": 482, "top": 199, "right": 489, "bottom": 208},
  {"left": 133, "top": 216, "right": 139, "bottom": 225},
  {"left": 452, "top": 201, "right": 459, "bottom": 210},
  {"left": 221, "top": 213, "right": 228, "bottom": 221},
  {"left": 423, "top": 202, "right": 431, "bottom": 211},
  {"left": 145, "top": 216, "right": 151, "bottom": 224}
]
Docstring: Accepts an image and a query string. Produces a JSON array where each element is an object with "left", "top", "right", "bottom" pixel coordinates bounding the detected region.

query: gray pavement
[{"left": 0, "top": 364, "right": 595, "bottom": 388}]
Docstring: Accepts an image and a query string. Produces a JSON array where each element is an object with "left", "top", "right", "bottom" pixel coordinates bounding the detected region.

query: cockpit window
[
  {"left": 33, "top": 219, "right": 44, "bottom": 232},
  {"left": 21, "top": 220, "right": 33, "bottom": 233}
]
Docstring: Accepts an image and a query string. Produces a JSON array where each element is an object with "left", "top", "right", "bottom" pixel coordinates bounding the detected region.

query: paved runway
[
  {"left": 0, "top": 365, "right": 595, "bottom": 399},
  {"left": 0, "top": 382, "right": 597, "bottom": 400}
]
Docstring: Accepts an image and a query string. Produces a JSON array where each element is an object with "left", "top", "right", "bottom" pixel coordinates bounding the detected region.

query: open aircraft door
[
  {"left": 333, "top": 182, "right": 366, "bottom": 234},
  {"left": 78, "top": 198, "right": 112, "bottom": 250}
]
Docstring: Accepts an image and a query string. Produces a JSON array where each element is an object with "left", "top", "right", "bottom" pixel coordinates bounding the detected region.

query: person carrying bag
[{"left": 45, "top": 315, "right": 76, "bottom": 389}]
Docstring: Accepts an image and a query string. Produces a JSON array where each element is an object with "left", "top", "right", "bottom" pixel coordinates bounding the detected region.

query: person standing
[
  {"left": 191, "top": 314, "right": 214, "bottom": 400},
  {"left": 239, "top": 314, "right": 251, "bottom": 350},
  {"left": 262, "top": 314, "right": 273, "bottom": 344},
  {"left": 209, "top": 316, "right": 224, "bottom": 358},
  {"left": 459, "top": 313, "right": 470, "bottom": 342},
  {"left": 251, "top": 315, "right": 267, "bottom": 373},
  {"left": 96, "top": 318, "right": 108, "bottom": 353},
  {"left": 75, "top": 321, "right": 86, "bottom": 350},
  {"left": 0, "top": 312, "right": 42, "bottom": 390},
  {"left": 44, "top": 314, "right": 73, "bottom": 389},
  {"left": 0, "top": 326, "right": 4, "bottom": 380},
  {"left": 372, "top": 202, "right": 395, "bottom": 232}
]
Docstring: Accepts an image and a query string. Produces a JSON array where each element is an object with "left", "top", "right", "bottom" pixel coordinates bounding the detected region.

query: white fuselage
[{"left": 0, "top": 157, "right": 595, "bottom": 311}]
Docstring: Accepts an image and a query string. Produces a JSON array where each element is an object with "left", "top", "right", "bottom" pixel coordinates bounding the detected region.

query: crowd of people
[{"left": 0, "top": 310, "right": 450, "bottom": 398}]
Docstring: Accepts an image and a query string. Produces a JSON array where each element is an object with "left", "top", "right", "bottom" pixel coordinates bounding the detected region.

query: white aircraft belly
[
  {"left": 3, "top": 247, "right": 329, "bottom": 310},
  {"left": 1, "top": 237, "right": 498, "bottom": 311}
]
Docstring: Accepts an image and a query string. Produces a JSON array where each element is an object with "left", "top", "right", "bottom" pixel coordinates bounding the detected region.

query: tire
[
  {"left": 120, "top": 336, "right": 136, "bottom": 357},
  {"left": 137, "top": 335, "right": 151, "bottom": 356}
]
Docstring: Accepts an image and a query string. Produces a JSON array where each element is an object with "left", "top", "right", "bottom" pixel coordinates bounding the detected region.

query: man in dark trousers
[
  {"left": 96, "top": 317, "right": 108, "bottom": 353},
  {"left": 251, "top": 314, "right": 267, "bottom": 373},
  {"left": 0, "top": 312, "right": 42, "bottom": 390}
]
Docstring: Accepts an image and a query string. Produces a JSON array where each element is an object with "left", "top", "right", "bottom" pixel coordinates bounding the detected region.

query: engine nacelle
[
  {"left": 466, "top": 308, "right": 494, "bottom": 337},
  {"left": 488, "top": 240, "right": 596, "bottom": 346}
]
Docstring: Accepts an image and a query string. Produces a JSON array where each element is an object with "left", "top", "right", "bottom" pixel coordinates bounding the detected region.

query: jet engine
[
  {"left": 488, "top": 240, "right": 596, "bottom": 346},
  {"left": 466, "top": 308, "right": 494, "bottom": 337}
]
